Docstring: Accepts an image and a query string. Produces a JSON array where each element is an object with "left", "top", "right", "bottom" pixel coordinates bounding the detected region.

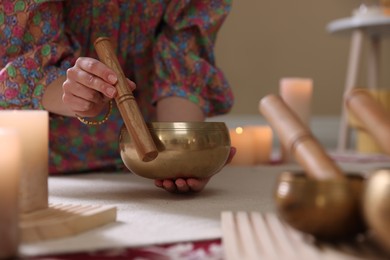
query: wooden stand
[{"left": 20, "top": 204, "right": 117, "bottom": 243}]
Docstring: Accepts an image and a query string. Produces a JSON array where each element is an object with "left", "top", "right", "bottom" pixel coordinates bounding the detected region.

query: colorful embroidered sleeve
[
  {"left": 153, "top": 0, "right": 234, "bottom": 117},
  {"left": 0, "top": 0, "right": 79, "bottom": 109}
]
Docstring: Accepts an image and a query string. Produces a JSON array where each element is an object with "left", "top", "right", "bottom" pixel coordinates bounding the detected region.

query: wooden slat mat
[
  {"left": 221, "top": 211, "right": 389, "bottom": 260},
  {"left": 20, "top": 204, "right": 117, "bottom": 243}
]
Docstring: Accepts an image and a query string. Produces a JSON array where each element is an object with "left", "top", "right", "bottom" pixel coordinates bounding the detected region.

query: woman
[{"left": 0, "top": 0, "right": 234, "bottom": 193}]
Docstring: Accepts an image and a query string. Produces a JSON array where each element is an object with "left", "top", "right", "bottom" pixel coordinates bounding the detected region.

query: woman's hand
[
  {"left": 154, "top": 96, "right": 236, "bottom": 194},
  {"left": 154, "top": 146, "right": 236, "bottom": 193},
  {"left": 62, "top": 57, "right": 135, "bottom": 117}
]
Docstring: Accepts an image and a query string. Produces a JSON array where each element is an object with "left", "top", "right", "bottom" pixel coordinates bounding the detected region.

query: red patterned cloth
[{"left": 26, "top": 239, "right": 223, "bottom": 260}]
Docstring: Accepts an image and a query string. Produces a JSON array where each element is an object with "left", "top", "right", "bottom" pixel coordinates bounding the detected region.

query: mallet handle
[{"left": 94, "top": 37, "right": 158, "bottom": 162}]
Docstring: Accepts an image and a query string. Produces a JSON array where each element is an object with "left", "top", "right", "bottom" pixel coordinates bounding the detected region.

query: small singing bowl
[
  {"left": 274, "top": 171, "right": 366, "bottom": 239},
  {"left": 363, "top": 169, "right": 390, "bottom": 251},
  {"left": 119, "top": 122, "right": 231, "bottom": 179}
]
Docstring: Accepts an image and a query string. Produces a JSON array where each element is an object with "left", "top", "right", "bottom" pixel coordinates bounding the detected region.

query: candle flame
[{"left": 235, "top": 127, "right": 243, "bottom": 134}]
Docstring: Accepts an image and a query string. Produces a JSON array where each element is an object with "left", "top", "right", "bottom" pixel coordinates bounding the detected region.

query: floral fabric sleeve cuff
[
  {"left": 152, "top": 0, "right": 234, "bottom": 117},
  {"left": 0, "top": 0, "right": 79, "bottom": 110}
]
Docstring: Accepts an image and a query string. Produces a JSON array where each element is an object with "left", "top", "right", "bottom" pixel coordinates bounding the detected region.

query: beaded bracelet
[{"left": 76, "top": 100, "right": 113, "bottom": 125}]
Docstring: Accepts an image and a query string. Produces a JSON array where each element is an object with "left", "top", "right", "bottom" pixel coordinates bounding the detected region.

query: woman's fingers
[
  {"left": 62, "top": 92, "right": 108, "bottom": 117},
  {"left": 62, "top": 56, "right": 138, "bottom": 117},
  {"left": 127, "top": 78, "right": 136, "bottom": 91},
  {"left": 67, "top": 64, "right": 117, "bottom": 99},
  {"left": 67, "top": 58, "right": 136, "bottom": 99},
  {"left": 63, "top": 80, "right": 104, "bottom": 104},
  {"left": 186, "top": 178, "right": 210, "bottom": 192},
  {"left": 63, "top": 57, "right": 116, "bottom": 117},
  {"left": 154, "top": 177, "right": 210, "bottom": 193},
  {"left": 158, "top": 179, "right": 177, "bottom": 193},
  {"left": 225, "top": 147, "right": 236, "bottom": 165},
  {"left": 75, "top": 57, "right": 117, "bottom": 85},
  {"left": 174, "top": 179, "right": 190, "bottom": 193}
]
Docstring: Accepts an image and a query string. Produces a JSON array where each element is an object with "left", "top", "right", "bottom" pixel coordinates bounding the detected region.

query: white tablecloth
[{"left": 20, "top": 159, "right": 390, "bottom": 257}]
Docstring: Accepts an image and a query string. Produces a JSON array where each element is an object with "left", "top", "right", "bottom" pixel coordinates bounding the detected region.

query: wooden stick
[
  {"left": 221, "top": 211, "right": 242, "bottom": 260},
  {"left": 259, "top": 94, "right": 344, "bottom": 180},
  {"left": 250, "top": 212, "right": 279, "bottom": 259},
  {"left": 236, "top": 211, "right": 262, "bottom": 259},
  {"left": 345, "top": 89, "right": 390, "bottom": 155},
  {"left": 94, "top": 37, "right": 158, "bottom": 162}
]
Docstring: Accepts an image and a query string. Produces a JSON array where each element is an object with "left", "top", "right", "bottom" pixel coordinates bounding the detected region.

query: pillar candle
[
  {"left": 246, "top": 126, "right": 273, "bottom": 164},
  {"left": 279, "top": 78, "right": 313, "bottom": 162},
  {"left": 0, "top": 129, "right": 21, "bottom": 258},
  {"left": 229, "top": 126, "right": 273, "bottom": 165},
  {"left": 279, "top": 78, "right": 313, "bottom": 125},
  {"left": 0, "top": 111, "right": 48, "bottom": 213}
]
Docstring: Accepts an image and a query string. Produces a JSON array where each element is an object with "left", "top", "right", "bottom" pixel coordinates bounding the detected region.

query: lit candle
[
  {"left": 230, "top": 127, "right": 256, "bottom": 165},
  {"left": 229, "top": 126, "right": 273, "bottom": 165},
  {"left": 0, "top": 128, "right": 21, "bottom": 258},
  {"left": 0, "top": 111, "right": 48, "bottom": 213},
  {"left": 279, "top": 78, "right": 313, "bottom": 125},
  {"left": 247, "top": 126, "right": 273, "bottom": 164},
  {"left": 279, "top": 78, "right": 313, "bottom": 162}
]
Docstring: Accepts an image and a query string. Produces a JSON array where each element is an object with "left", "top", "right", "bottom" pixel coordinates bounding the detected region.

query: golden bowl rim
[
  {"left": 277, "top": 171, "right": 365, "bottom": 184},
  {"left": 143, "top": 121, "right": 228, "bottom": 130}
]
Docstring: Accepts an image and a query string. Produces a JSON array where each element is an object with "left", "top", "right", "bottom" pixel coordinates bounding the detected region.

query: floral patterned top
[{"left": 0, "top": 0, "right": 234, "bottom": 174}]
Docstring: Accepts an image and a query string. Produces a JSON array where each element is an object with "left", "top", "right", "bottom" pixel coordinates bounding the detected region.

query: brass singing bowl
[
  {"left": 119, "top": 122, "right": 231, "bottom": 179},
  {"left": 363, "top": 169, "right": 390, "bottom": 251},
  {"left": 274, "top": 171, "right": 366, "bottom": 239}
]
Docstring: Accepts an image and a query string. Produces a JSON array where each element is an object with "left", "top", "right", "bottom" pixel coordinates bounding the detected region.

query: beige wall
[{"left": 215, "top": 0, "right": 390, "bottom": 116}]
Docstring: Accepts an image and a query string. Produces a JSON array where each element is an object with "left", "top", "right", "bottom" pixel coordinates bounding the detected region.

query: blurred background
[{"left": 215, "top": 0, "right": 390, "bottom": 116}]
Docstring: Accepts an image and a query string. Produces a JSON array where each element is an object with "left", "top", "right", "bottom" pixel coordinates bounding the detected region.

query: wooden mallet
[{"left": 94, "top": 37, "right": 158, "bottom": 162}]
